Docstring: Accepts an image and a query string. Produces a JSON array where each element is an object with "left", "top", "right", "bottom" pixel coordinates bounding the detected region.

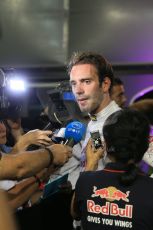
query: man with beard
[
  {"left": 65, "top": 51, "right": 120, "bottom": 229},
  {"left": 68, "top": 51, "right": 121, "bottom": 172}
]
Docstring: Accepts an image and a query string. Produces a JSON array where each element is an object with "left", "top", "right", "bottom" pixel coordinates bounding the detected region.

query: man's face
[
  {"left": 0, "top": 121, "right": 7, "bottom": 144},
  {"left": 70, "top": 64, "right": 110, "bottom": 114},
  {"left": 111, "top": 84, "right": 127, "bottom": 108}
]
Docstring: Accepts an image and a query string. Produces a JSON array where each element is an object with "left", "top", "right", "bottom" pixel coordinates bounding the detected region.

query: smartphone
[{"left": 90, "top": 131, "right": 103, "bottom": 149}]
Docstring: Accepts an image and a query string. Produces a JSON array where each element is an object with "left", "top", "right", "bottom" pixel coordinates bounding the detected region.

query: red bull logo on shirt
[
  {"left": 92, "top": 186, "right": 130, "bottom": 202},
  {"left": 87, "top": 200, "right": 133, "bottom": 218},
  {"left": 89, "top": 186, "right": 133, "bottom": 219}
]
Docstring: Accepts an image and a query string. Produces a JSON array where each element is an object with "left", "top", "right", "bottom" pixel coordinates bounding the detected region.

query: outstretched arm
[
  {"left": 0, "top": 144, "right": 72, "bottom": 180},
  {"left": 11, "top": 129, "right": 53, "bottom": 153},
  {"left": 7, "top": 168, "right": 49, "bottom": 210}
]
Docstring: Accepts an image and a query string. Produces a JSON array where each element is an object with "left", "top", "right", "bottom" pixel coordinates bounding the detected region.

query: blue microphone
[{"left": 64, "top": 121, "right": 86, "bottom": 147}]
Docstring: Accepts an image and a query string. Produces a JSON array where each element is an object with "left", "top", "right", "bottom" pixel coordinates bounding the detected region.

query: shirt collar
[
  {"left": 105, "top": 162, "right": 127, "bottom": 171},
  {"left": 89, "top": 101, "right": 120, "bottom": 121}
]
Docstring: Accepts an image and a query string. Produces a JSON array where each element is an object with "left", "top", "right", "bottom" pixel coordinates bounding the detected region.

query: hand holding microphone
[
  {"left": 47, "top": 144, "right": 72, "bottom": 167},
  {"left": 15, "top": 129, "right": 52, "bottom": 152},
  {"left": 51, "top": 120, "right": 86, "bottom": 147},
  {"left": 46, "top": 121, "right": 86, "bottom": 168}
]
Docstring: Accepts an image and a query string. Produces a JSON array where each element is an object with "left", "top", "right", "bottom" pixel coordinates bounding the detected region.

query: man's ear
[{"left": 102, "top": 77, "right": 111, "bottom": 93}]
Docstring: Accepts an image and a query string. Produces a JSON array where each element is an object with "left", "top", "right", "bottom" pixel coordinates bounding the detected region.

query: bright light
[{"left": 9, "top": 79, "right": 26, "bottom": 92}]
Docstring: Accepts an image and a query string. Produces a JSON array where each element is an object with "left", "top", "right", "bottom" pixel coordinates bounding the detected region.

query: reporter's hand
[
  {"left": 7, "top": 118, "right": 22, "bottom": 130},
  {"left": 47, "top": 144, "right": 72, "bottom": 166},
  {"left": 85, "top": 139, "right": 105, "bottom": 171},
  {"left": 6, "top": 118, "right": 24, "bottom": 142},
  {"left": 14, "top": 129, "right": 52, "bottom": 151}
]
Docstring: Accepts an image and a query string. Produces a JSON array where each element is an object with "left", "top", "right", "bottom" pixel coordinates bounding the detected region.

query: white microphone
[{"left": 51, "top": 128, "right": 66, "bottom": 144}]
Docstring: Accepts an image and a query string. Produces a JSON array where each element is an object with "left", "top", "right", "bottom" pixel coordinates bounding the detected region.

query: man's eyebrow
[{"left": 70, "top": 76, "right": 93, "bottom": 83}]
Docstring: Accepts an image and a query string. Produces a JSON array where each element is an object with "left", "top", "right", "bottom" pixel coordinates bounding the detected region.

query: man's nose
[{"left": 73, "top": 83, "right": 84, "bottom": 95}]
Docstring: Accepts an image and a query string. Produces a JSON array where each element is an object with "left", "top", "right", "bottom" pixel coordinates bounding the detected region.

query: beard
[
  {"left": 79, "top": 100, "right": 101, "bottom": 114},
  {"left": 77, "top": 88, "right": 104, "bottom": 114}
]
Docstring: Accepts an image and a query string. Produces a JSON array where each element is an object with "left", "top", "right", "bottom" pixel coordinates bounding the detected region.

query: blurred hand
[
  {"left": 85, "top": 138, "right": 105, "bottom": 171},
  {"left": 14, "top": 129, "right": 53, "bottom": 151},
  {"left": 7, "top": 118, "right": 22, "bottom": 130},
  {"left": 48, "top": 144, "right": 72, "bottom": 166},
  {"left": 6, "top": 118, "right": 24, "bottom": 142}
]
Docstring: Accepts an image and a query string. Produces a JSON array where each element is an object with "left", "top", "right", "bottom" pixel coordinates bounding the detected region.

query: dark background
[{"left": 0, "top": 0, "right": 153, "bottom": 114}]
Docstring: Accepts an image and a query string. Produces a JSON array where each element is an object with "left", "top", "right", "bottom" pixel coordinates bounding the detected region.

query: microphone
[
  {"left": 27, "top": 127, "right": 66, "bottom": 151},
  {"left": 64, "top": 121, "right": 86, "bottom": 147},
  {"left": 50, "top": 119, "right": 79, "bottom": 144},
  {"left": 51, "top": 127, "right": 66, "bottom": 144}
]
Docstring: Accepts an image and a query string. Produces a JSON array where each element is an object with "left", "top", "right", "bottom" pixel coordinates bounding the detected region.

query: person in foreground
[
  {"left": 0, "top": 189, "right": 18, "bottom": 230},
  {"left": 71, "top": 108, "right": 153, "bottom": 230}
]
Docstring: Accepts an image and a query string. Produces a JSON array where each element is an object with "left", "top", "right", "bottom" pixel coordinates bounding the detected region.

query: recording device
[
  {"left": 90, "top": 130, "right": 103, "bottom": 149},
  {"left": 64, "top": 121, "right": 86, "bottom": 147},
  {"left": 46, "top": 89, "right": 70, "bottom": 124},
  {"left": 37, "top": 81, "right": 88, "bottom": 127}
]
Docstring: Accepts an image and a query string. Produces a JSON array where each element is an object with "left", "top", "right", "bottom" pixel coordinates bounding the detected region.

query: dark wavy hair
[
  {"left": 103, "top": 108, "right": 150, "bottom": 186},
  {"left": 67, "top": 51, "right": 114, "bottom": 92}
]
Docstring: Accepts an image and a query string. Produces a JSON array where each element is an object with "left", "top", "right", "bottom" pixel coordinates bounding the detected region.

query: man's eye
[{"left": 85, "top": 80, "right": 91, "bottom": 84}]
